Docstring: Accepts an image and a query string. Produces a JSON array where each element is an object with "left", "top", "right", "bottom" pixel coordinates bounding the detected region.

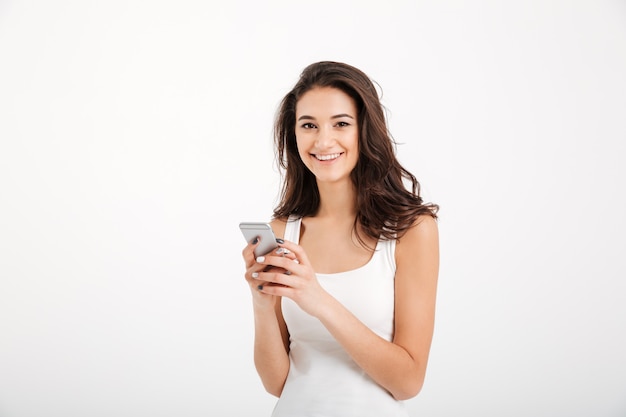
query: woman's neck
[{"left": 315, "top": 180, "right": 357, "bottom": 220}]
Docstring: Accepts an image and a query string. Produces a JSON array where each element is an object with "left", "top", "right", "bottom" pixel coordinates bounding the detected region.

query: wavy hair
[{"left": 272, "top": 61, "right": 438, "bottom": 246}]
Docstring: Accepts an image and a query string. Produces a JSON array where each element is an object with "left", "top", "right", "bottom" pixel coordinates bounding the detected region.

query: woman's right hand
[{"left": 242, "top": 237, "right": 283, "bottom": 311}]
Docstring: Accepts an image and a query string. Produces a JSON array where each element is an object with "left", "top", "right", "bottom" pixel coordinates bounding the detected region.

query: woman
[{"left": 242, "top": 61, "right": 439, "bottom": 416}]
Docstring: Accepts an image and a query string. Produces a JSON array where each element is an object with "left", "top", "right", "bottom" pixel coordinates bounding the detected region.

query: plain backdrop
[{"left": 1, "top": 1, "right": 625, "bottom": 416}]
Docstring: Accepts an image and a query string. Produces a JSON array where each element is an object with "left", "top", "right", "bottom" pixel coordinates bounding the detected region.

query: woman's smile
[{"left": 313, "top": 152, "right": 343, "bottom": 161}]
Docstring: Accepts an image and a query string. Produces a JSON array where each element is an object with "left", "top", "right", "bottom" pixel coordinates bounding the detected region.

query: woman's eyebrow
[
  {"left": 331, "top": 113, "right": 355, "bottom": 120},
  {"left": 297, "top": 113, "right": 354, "bottom": 121}
]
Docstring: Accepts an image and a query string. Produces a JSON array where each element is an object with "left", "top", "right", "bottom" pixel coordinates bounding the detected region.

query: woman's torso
[{"left": 270, "top": 216, "right": 408, "bottom": 417}]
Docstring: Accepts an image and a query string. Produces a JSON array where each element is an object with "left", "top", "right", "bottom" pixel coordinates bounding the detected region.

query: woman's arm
[
  {"left": 256, "top": 215, "right": 439, "bottom": 400},
  {"left": 242, "top": 220, "right": 291, "bottom": 397},
  {"left": 251, "top": 297, "right": 290, "bottom": 396}
]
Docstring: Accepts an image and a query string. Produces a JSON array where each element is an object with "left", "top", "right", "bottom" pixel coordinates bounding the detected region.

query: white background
[{"left": 1, "top": 1, "right": 625, "bottom": 416}]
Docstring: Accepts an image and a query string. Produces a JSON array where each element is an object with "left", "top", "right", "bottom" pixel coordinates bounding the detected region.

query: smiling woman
[
  {"left": 295, "top": 86, "right": 360, "bottom": 185},
  {"left": 240, "top": 61, "right": 440, "bottom": 416}
]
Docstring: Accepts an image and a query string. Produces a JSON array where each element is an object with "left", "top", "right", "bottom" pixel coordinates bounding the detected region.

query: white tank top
[{"left": 271, "top": 216, "right": 408, "bottom": 417}]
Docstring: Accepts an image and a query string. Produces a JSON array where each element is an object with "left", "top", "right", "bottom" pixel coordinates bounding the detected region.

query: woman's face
[{"left": 294, "top": 86, "right": 359, "bottom": 186}]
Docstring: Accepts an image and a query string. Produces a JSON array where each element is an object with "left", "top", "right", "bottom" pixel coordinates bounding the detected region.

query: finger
[
  {"left": 274, "top": 240, "right": 310, "bottom": 266},
  {"left": 257, "top": 283, "right": 294, "bottom": 297},
  {"left": 254, "top": 270, "right": 295, "bottom": 288},
  {"left": 273, "top": 246, "right": 299, "bottom": 263},
  {"left": 246, "top": 269, "right": 282, "bottom": 293},
  {"left": 245, "top": 262, "right": 282, "bottom": 282},
  {"left": 256, "top": 253, "right": 304, "bottom": 276}
]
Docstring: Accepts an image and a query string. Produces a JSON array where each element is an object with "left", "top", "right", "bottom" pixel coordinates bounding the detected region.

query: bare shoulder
[
  {"left": 270, "top": 217, "right": 288, "bottom": 240},
  {"left": 395, "top": 214, "right": 439, "bottom": 279},
  {"left": 396, "top": 215, "right": 439, "bottom": 252}
]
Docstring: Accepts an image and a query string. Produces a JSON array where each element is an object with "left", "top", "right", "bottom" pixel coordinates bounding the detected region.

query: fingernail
[
  {"left": 276, "top": 248, "right": 287, "bottom": 255},
  {"left": 257, "top": 285, "right": 263, "bottom": 290},
  {"left": 252, "top": 272, "right": 259, "bottom": 278},
  {"left": 276, "top": 238, "right": 284, "bottom": 244},
  {"left": 256, "top": 256, "right": 265, "bottom": 263},
  {"left": 252, "top": 237, "right": 259, "bottom": 244}
]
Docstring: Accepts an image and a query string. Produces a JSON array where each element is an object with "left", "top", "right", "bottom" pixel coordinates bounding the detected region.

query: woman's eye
[
  {"left": 336, "top": 121, "right": 350, "bottom": 127},
  {"left": 301, "top": 123, "right": 316, "bottom": 129}
]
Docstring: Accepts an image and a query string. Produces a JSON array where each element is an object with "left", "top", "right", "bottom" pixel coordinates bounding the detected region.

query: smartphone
[{"left": 239, "top": 222, "right": 278, "bottom": 257}]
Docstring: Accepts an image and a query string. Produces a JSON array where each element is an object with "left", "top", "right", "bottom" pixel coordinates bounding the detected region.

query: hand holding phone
[{"left": 239, "top": 222, "right": 278, "bottom": 257}]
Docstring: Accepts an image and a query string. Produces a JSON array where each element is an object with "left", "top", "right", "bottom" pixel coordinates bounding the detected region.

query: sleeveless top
[{"left": 271, "top": 216, "right": 408, "bottom": 417}]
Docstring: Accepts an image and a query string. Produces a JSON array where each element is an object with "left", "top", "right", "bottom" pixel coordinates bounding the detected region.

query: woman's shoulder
[
  {"left": 395, "top": 215, "right": 439, "bottom": 254},
  {"left": 394, "top": 214, "right": 439, "bottom": 288}
]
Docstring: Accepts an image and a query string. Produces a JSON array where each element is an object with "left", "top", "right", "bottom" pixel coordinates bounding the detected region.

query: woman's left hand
[{"left": 254, "top": 239, "right": 330, "bottom": 318}]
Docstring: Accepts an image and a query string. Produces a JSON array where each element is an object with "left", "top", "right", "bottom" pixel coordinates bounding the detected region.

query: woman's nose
[{"left": 315, "top": 125, "right": 334, "bottom": 148}]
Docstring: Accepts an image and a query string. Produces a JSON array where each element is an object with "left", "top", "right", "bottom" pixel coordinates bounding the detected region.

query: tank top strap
[
  {"left": 379, "top": 237, "right": 397, "bottom": 276},
  {"left": 284, "top": 215, "right": 302, "bottom": 244}
]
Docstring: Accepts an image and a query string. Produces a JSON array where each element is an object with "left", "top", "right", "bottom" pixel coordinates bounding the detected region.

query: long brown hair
[{"left": 272, "top": 61, "right": 438, "bottom": 245}]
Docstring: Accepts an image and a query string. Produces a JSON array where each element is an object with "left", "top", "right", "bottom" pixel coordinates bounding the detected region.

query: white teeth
[{"left": 315, "top": 153, "right": 341, "bottom": 161}]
